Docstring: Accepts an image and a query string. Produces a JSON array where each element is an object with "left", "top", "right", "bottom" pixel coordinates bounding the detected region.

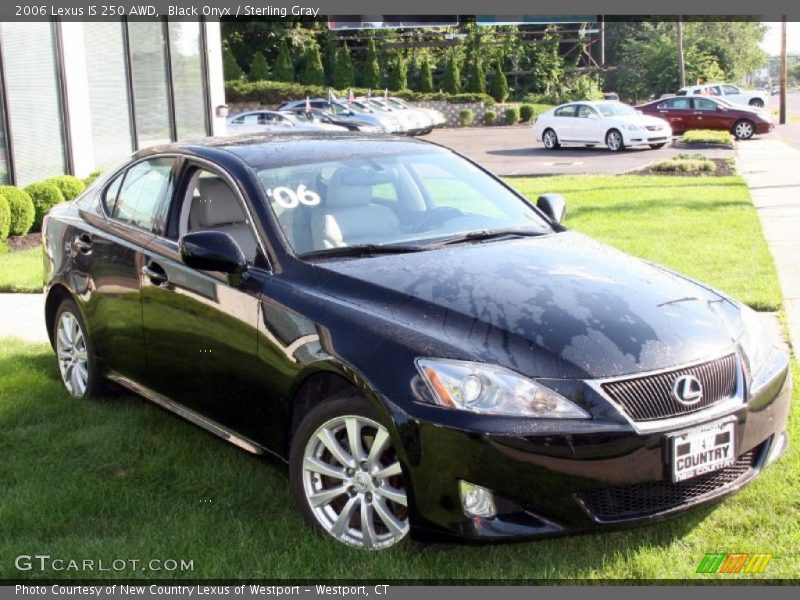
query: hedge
[
  {"left": 0, "top": 186, "right": 35, "bottom": 236},
  {"left": 519, "top": 104, "right": 535, "bottom": 123},
  {"left": 225, "top": 80, "right": 495, "bottom": 106},
  {"left": 45, "top": 175, "right": 85, "bottom": 201},
  {"left": 24, "top": 181, "right": 65, "bottom": 231},
  {"left": 0, "top": 195, "right": 10, "bottom": 242},
  {"left": 458, "top": 109, "right": 474, "bottom": 127},
  {"left": 504, "top": 106, "right": 520, "bottom": 126},
  {"left": 484, "top": 110, "right": 497, "bottom": 126}
]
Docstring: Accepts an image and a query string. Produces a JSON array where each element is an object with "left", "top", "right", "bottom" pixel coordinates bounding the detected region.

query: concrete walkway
[
  {"left": 0, "top": 293, "right": 47, "bottom": 343},
  {"left": 737, "top": 135, "right": 800, "bottom": 359}
]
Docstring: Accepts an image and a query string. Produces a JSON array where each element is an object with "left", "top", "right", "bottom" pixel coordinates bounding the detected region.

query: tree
[
  {"left": 248, "top": 51, "right": 269, "bottom": 81},
  {"left": 387, "top": 53, "right": 408, "bottom": 91},
  {"left": 362, "top": 38, "right": 381, "bottom": 89},
  {"left": 441, "top": 52, "right": 461, "bottom": 94},
  {"left": 333, "top": 42, "right": 355, "bottom": 89},
  {"left": 222, "top": 45, "right": 244, "bottom": 81},
  {"left": 272, "top": 39, "right": 294, "bottom": 83},
  {"left": 464, "top": 50, "right": 486, "bottom": 94},
  {"left": 417, "top": 55, "right": 434, "bottom": 93},
  {"left": 301, "top": 42, "right": 325, "bottom": 86},
  {"left": 489, "top": 59, "right": 509, "bottom": 102}
]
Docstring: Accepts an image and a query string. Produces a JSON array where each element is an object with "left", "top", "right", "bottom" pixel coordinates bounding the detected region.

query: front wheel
[
  {"left": 54, "top": 299, "right": 101, "bottom": 398},
  {"left": 649, "top": 143, "right": 666, "bottom": 149},
  {"left": 606, "top": 129, "right": 625, "bottom": 152},
  {"left": 733, "top": 119, "right": 755, "bottom": 140},
  {"left": 749, "top": 99, "right": 765, "bottom": 108},
  {"left": 290, "top": 393, "right": 410, "bottom": 550},
  {"left": 542, "top": 128, "right": 561, "bottom": 149}
]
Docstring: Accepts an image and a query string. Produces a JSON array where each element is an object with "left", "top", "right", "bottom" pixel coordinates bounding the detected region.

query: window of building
[
  {"left": 168, "top": 21, "right": 208, "bottom": 140},
  {"left": 83, "top": 22, "right": 134, "bottom": 167},
  {"left": 127, "top": 21, "right": 172, "bottom": 147},
  {"left": 0, "top": 22, "right": 67, "bottom": 185},
  {"left": 0, "top": 77, "right": 9, "bottom": 185}
]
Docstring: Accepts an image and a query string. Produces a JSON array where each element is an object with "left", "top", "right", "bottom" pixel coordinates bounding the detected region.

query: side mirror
[
  {"left": 179, "top": 231, "right": 247, "bottom": 274},
  {"left": 536, "top": 194, "right": 567, "bottom": 224}
]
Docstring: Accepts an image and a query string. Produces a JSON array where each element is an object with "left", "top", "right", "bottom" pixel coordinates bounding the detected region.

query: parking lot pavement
[
  {"left": 0, "top": 293, "right": 47, "bottom": 343},
  {"left": 425, "top": 126, "right": 735, "bottom": 176},
  {"left": 737, "top": 134, "right": 800, "bottom": 360}
]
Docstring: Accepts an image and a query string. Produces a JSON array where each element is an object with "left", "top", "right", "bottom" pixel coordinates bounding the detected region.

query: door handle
[
  {"left": 142, "top": 262, "right": 168, "bottom": 286},
  {"left": 72, "top": 234, "right": 92, "bottom": 254}
]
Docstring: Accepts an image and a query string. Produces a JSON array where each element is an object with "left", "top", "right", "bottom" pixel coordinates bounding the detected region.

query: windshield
[
  {"left": 257, "top": 151, "right": 552, "bottom": 256},
  {"left": 334, "top": 102, "right": 366, "bottom": 114},
  {"left": 596, "top": 103, "right": 639, "bottom": 117}
]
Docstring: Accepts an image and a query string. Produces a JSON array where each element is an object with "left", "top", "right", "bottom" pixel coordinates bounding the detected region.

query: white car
[
  {"left": 676, "top": 83, "right": 768, "bottom": 108},
  {"left": 533, "top": 101, "right": 672, "bottom": 152},
  {"left": 226, "top": 111, "right": 347, "bottom": 135}
]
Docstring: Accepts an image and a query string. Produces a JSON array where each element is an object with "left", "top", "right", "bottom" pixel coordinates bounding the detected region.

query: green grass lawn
[
  {"left": 507, "top": 175, "right": 782, "bottom": 311},
  {"left": 1, "top": 339, "right": 798, "bottom": 580},
  {"left": 0, "top": 246, "right": 42, "bottom": 293}
]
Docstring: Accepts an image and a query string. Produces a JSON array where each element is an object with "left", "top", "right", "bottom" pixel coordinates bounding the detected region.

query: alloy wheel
[
  {"left": 301, "top": 415, "right": 409, "bottom": 549},
  {"left": 56, "top": 311, "right": 89, "bottom": 397},
  {"left": 734, "top": 120, "right": 754, "bottom": 140},
  {"left": 606, "top": 130, "right": 623, "bottom": 151},
  {"left": 543, "top": 130, "right": 558, "bottom": 149}
]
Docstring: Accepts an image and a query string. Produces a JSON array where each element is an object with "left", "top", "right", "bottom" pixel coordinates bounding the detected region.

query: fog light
[
  {"left": 459, "top": 481, "right": 496, "bottom": 518},
  {"left": 766, "top": 431, "right": 788, "bottom": 467}
]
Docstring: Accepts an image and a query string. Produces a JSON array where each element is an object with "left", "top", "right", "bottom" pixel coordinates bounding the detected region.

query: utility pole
[
  {"left": 780, "top": 16, "right": 787, "bottom": 125},
  {"left": 677, "top": 17, "right": 686, "bottom": 88}
]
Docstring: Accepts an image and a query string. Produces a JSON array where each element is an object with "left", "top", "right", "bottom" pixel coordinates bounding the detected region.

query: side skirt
[{"left": 107, "top": 373, "right": 277, "bottom": 459}]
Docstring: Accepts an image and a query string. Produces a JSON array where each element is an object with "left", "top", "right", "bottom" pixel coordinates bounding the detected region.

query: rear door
[
  {"left": 73, "top": 157, "right": 177, "bottom": 382},
  {"left": 573, "top": 104, "right": 603, "bottom": 143},
  {"left": 551, "top": 104, "right": 577, "bottom": 142},
  {"left": 656, "top": 97, "right": 693, "bottom": 132},
  {"left": 691, "top": 97, "right": 725, "bottom": 130}
]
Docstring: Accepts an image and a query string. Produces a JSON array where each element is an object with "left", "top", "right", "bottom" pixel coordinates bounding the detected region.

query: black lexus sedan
[{"left": 43, "top": 132, "right": 791, "bottom": 550}]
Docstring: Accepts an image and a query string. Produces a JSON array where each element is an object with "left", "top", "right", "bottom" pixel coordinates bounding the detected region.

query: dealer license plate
[{"left": 668, "top": 419, "right": 736, "bottom": 482}]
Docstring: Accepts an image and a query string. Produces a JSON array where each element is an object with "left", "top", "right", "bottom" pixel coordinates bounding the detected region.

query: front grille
[
  {"left": 577, "top": 449, "right": 758, "bottom": 522},
  {"left": 601, "top": 354, "right": 738, "bottom": 421}
]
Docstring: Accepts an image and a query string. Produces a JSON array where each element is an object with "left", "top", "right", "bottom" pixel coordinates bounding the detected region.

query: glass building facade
[{"left": 0, "top": 19, "right": 218, "bottom": 186}]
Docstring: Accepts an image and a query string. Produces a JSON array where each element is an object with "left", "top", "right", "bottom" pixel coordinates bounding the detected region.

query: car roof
[{"left": 131, "top": 132, "right": 441, "bottom": 170}]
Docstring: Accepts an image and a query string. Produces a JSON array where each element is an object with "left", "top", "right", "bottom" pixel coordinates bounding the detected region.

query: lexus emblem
[{"left": 672, "top": 375, "right": 703, "bottom": 406}]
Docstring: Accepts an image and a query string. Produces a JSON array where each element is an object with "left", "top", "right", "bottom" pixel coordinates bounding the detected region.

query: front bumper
[
  {"left": 392, "top": 350, "right": 791, "bottom": 542},
  {"left": 622, "top": 128, "right": 672, "bottom": 146}
]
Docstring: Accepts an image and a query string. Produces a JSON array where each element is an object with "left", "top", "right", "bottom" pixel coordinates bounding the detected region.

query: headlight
[
  {"left": 738, "top": 305, "right": 774, "bottom": 375},
  {"left": 360, "top": 124, "right": 381, "bottom": 132},
  {"left": 624, "top": 124, "right": 641, "bottom": 131},
  {"left": 416, "top": 358, "right": 590, "bottom": 418}
]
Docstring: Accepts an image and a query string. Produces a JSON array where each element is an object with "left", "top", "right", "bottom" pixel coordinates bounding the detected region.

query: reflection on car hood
[
  {"left": 612, "top": 114, "right": 670, "bottom": 128},
  {"left": 314, "top": 232, "right": 735, "bottom": 379}
]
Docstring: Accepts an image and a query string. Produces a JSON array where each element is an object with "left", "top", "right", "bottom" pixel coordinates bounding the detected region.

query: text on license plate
[{"left": 669, "top": 419, "right": 736, "bottom": 482}]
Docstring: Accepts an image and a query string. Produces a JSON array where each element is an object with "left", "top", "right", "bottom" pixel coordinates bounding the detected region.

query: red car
[{"left": 636, "top": 95, "right": 774, "bottom": 140}]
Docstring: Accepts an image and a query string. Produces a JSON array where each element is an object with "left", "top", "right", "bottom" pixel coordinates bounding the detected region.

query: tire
[
  {"left": 289, "top": 393, "right": 410, "bottom": 550},
  {"left": 542, "top": 128, "right": 560, "bottom": 149},
  {"left": 749, "top": 99, "right": 765, "bottom": 108},
  {"left": 733, "top": 119, "right": 755, "bottom": 140},
  {"left": 649, "top": 143, "right": 666, "bottom": 149},
  {"left": 53, "top": 298, "right": 102, "bottom": 399},
  {"left": 606, "top": 129, "right": 625, "bottom": 152}
]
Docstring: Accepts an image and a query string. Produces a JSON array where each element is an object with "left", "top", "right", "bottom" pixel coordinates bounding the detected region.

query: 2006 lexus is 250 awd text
[{"left": 43, "top": 132, "right": 790, "bottom": 549}]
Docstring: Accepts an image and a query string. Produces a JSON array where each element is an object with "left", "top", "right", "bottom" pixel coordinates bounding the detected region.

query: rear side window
[
  {"left": 104, "top": 158, "right": 175, "bottom": 233},
  {"left": 554, "top": 105, "right": 576, "bottom": 117},
  {"left": 693, "top": 98, "right": 717, "bottom": 111},
  {"left": 659, "top": 98, "right": 691, "bottom": 110}
]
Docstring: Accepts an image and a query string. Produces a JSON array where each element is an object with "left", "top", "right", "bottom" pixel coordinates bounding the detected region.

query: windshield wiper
[
  {"left": 299, "top": 243, "right": 426, "bottom": 260},
  {"left": 426, "top": 227, "right": 547, "bottom": 247}
]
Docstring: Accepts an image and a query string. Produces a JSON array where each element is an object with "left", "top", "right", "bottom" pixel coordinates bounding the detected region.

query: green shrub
[
  {"left": 387, "top": 54, "right": 407, "bottom": 91},
  {"left": 504, "top": 106, "right": 520, "bottom": 125},
  {"left": 458, "top": 109, "right": 474, "bottom": 127},
  {"left": 24, "top": 181, "right": 64, "bottom": 231},
  {"left": 519, "top": 104, "right": 535, "bottom": 122},
  {"left": 650, "top": 157, "right": 717, "bottom": 174},
  {"left": 45, "top": 175, "right": 85, "bottom": 201},
  {"left": 83, "top": 168, "right": 104, "bottom": 187},
  {"left": 249, "top": 51, "right": 270, "bottom": 81},
  {"left": 333, "top": 43, "right": 355, "bottom": 89},
  {"left": 0, "top": 195, "right": 10, "bottom": 242},
  {"left": 441, "top": 53, "right": 461, "bottom": 94},
  {"left": 0, "top": 186, "right": 35, "bottom": 236},
  {"left": 224, "top": 80, "right": 495, "bottom": 105},
  {"left": 680, "top": 130, "right": 734, "bottom": 146},
  {"left": 300, "top": 43, "right": 325, "bottom": 86},
  {"left": 272, "top": 40, "right": 294, "bottom": 83},
  {"left": 483, "top": 110, "right": 497, "bottom": 125},
  {"left": 489, "top": 61, "right": 509, "bottom": 103},
  {"left": 417, "top": 55, "right": 433, "bottom": 93},
  {"left": 362, "top": 39, "right": 381, "bottom": 89},
  {"left": 222, "top": 45, "right": 244, "bottom": 81}
]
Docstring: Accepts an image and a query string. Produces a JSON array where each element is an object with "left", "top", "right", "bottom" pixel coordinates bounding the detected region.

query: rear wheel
[
  {"left": 54, "top": 299, "right": 101, "bottom": 398},
  {"left": 649, "top": 143, "right": 666, "bottom": 149},
  {"left": 733, "top": 119, "right": 755, "bottom": 140},
  {"left": 749, "top": 99, "right": 765, "bottom": 108},
  {"left": 606, "top": 129, "right": 625, "bottom": 152},
  {"left": 542, "top": 128, "right": 560, "bottom": 149},
  {"left": 290, "top": 393, "right": 410, "bottom": 550}
]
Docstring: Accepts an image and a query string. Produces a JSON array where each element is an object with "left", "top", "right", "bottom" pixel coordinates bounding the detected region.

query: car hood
[
  {"left": 611, "top": 114, "right": 670, "bottom": 128},
  {"left": 312, "top": 232, "right": 736, "bottom": 380}
]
